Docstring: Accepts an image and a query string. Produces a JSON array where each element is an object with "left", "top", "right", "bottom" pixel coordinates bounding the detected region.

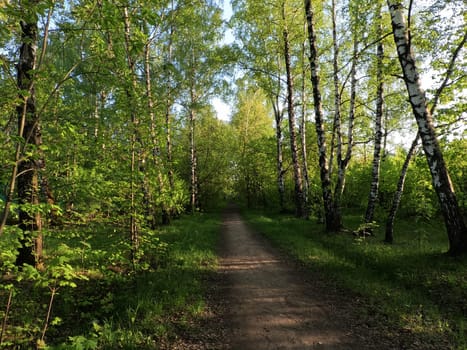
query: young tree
[
  {"left": 282, "top": 2, "right": 306, "bottom": 218},
  {"left": 304, "top": 0, "right": 341, "bottom": 231},
  {"left": 387, "top": 1, "right": 467, "bottom": 254},
  {"left": 231, "top": 86, "right": 275, "bottom": 208},
  {"left": 171, "top": 2, "right": 225, "bottom": 212},
  {"left": 14, "top": 0, "right": 43, "bottom": 266},
  {"left": 385, "top": 27, "right": 466, "bottom": 243},
  {"left": 363, "top": 3, "right": 384, "bottom": 233}
]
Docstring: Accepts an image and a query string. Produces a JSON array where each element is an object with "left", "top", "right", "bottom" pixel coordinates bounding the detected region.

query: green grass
[
  {"left": 0, "top": 213, "right": 221, "bottom": 349},
  {"left": 243, "top": 211, "right": 467, "bottom": 349}
]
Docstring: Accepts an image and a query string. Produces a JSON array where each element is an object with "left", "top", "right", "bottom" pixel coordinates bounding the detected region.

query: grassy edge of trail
[
  {"left": 1, "top": 212, "right": 222, "bottom": 350},
  {"left": 242, "top": 210, "right": 467, "bottom": 350}
]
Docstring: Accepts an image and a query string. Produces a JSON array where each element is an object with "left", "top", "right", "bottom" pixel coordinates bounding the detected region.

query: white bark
[{"left": 387, "top": 1, "right": 467, "bottom": 254}]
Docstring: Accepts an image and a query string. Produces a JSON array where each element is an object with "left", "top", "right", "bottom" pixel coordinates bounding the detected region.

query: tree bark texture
[
  {"left": 304, "top": 0, "right": 341, "bottom": 231},
  {"left": 333, "top": 34, "right": 358, "bottom": 215},
  {"left": 272, "top": 97, "right": 286, "bottom": 212},
  {"left": 329, "top": 0, "right": 340, "bottom": 181},
  {"left": 15, "top": 11, "right": 43, "bottom": 267},
  {"left": 385, "top": 134, "right": 419, "bottom": 243},
  {"left": 189, "top": 107, "right": 198, "bottom": 213},
  {"left": 364, "top": 20, "right": 384, "bottom": 229},
  {"left": 387, "top": 1, "right": 467, "bottom": 254},
  {"left": 123, "top": 6, "right": 139, "bottom": 260},
  {"left": 300, "top": 37, "right": 310, "bottom": 211},
  {"left": 144, "top": 36, "right": 169, "bottom": 226},
  {"left": 282, "top": 10, "right": 306, "bottom": 219},
  {"left": 165, "top": 16, "right": 175, "bottom": 191},
  {"left": 385, "top": 25, "right": 466, "bottom": 244}
]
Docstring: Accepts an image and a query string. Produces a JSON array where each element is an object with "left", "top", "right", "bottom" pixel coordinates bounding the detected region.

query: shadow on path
[{"left": 218, "top": 206, "right": 366, "bottom": 350}]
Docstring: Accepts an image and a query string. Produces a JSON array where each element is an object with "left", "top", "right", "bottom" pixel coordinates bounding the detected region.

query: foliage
[
  {"left": 230, "top": 85, "right": 277, "bottom": 208},
  {"left": 0, "top": 0, "right": 466, "bottom": 347},
  {"left": 0, "top": 212, "right": 221, "bottom": 349}
]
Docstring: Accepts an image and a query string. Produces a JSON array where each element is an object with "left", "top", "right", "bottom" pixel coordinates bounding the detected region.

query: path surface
[{"left": 218, "top": 206, "right": 370, "bottom": 350}]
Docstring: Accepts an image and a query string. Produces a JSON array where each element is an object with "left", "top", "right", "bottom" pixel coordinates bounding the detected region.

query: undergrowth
[
  {"left": 243, "top": 211, "right": 467, "bottom": 349},
  {"left": 0, "top": 213, "right": 221, "bottom": 349}
]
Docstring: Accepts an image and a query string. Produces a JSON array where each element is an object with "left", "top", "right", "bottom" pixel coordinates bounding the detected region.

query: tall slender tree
[
  {"left": 299, "top": 28, "right": 310, "bottom": 211},
  {"left": 385, "top": 29, "right": 467, "bottom": 243},
  {"left": 304, "top": 0, "right": 341, "bottom": 231},
  {"left": 171, "top": 2, "right": 225, "bottom": 212},
  {"left": 271, "top": 80, "right": 286, "bottom": 212},
  {"left": 363, "top": 3, "right": 384, "bottom": 233},
  {"left": 15, "top": 0, "right": 43, "bottom": 266},
  {"left": 282, "top": 2, "right": 306, "bottom": 218},
  {"left": 387, "top": 0, "right": 467, "bottom": 255}
]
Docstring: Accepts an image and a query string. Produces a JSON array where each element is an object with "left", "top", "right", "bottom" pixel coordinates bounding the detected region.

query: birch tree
[
  {"left": 304, "top": 0, "right": 339, "bottom": 230},
  {"left": 362, "top": 3, "right": 384, "bottom": 233},
  {"left": 387, "top": 1, "right": 467, "bottom": 254},
  {"left": 232, "top": 0, "right": 302, "bottom": 213},
  {"left": 282, "top": 2, "right": 307, "bottom": 218},
  {"left": 172, "top": 2, "right": 225, "bottom": 212},
  {"left": 385, "top": 27, "right": 466, "bottom": 243}
]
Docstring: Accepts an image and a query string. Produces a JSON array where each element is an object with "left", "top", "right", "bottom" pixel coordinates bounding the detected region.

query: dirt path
[{"left": 217, "top": 206, "right": 376, "bottom": 350}]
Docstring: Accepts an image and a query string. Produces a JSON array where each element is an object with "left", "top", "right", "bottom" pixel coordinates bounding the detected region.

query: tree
[
  {"left": 14, "top": 0, "right": 43, "bottom": 267},
  {"left": 196, "top": 111, "right": 236, "bottom": 209},
  {"left": 363, "top": 2, "right": 384, "bottom": 233},
  {"left": 385, "top": 27, "right": 466, "bottom": 243},
  {"left": 387, "top": 1, "right": 467, "bottom": 254},
  {"left": 304, "top": 0, "right": 341, "bottom": 231},
  {"left": 231, "top": 0, "right": 281, "bottom": 209},
  {"left": 282, "top": 2, "right": 306, "bottom": 218},
  {"left": 171, "top": 1, "right": 225, "bottom": 212},
  {"left": 231, "top": 85, "right": 275, "bottom": 208}
]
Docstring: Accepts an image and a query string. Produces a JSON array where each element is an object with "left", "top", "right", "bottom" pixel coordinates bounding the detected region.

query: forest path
[{"left": 216, "top": 205, "right": 378, "bottom": 350}]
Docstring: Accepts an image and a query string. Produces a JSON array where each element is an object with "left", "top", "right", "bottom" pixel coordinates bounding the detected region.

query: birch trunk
[
  {"left": 272, "top": 97, "right": 286, "bottom": 212},
  {"left": 15, "top": 5, "right": 43, "bottom": 267},
  {"left": 334, "top": 35, "right": 357, "bottom": 210},
  {"left": 385, "top": 134, "right": 419, "bottom": 243},
  {"left": 165, "top": 9, "right": 175, "bottom": 191},
  {"left": 283, "top": 5, "right": 306, "bottom": 218},
  {"left": 189, "top": 106, "right": 198, "bottom": 214},
  {"left": 329, "top": 0, "right": 340, "bottom": 180},
  {"left": 123, "top": 6, "right": 139, "bottom": 259},
  {"left": 363, "top": 16, "right": 384, "bottom": 231},
  {"left": 304, "top": 0, "right": 341, "bottom": 230},
  {"left": 387, "top": 1, "right": 467, "bottom": 254},
  {"left": 300, "top": 34, "right": 310, "bottom": 210},
  {"left": 144, "top": 35, "right": 168, "bottom": 226},
  {"left": 385, "top": 29, "right": 466, "bottom": 244}
]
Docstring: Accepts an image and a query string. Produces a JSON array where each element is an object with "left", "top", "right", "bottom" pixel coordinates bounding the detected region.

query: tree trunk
[
  {"left": 165, "top": 11, "right": 175, "bottom": 192},
  {"left": 329, "top": 0, "right": 340, "bottom": 181},
  {"left": 144, "top": 34, "right": 168, "bottom": 226},
  {"left": 300, "top": 32, "right": 310, "bottom": 212},
  {"left": 304, "top": 0, "right": 341, "bottom": 231},
  {"left": 282, "top": 5, "right": 306, "bottom": 218},
  {"left": 385, "top": 134, "right": 419, "bottom": 243},
  {"left": 165, "top": 96, "right": 174, "bottom": 191},
  {"left": 15, "top": 10, "right": 43, "bottom": 267},
  {"left": 334, "top": 34, "right": 358, "bottom": 213},
  {"left": 123, "top": 6, "right": 139, "bottom": 260},
  {"left": 189, "top": 106, "right": 198, "bottom": 213},
  {"left": 272, "top": 97, "right": 286, "bottom": 212},
  {"left": 385, "top": 26, "right": 466, "bottom": 244},
  {"left": 387, "top": 1, "right": 467, "bottom": 255},
  {"left": 363, "top": 15, "right": 384, "bottom": 232}
]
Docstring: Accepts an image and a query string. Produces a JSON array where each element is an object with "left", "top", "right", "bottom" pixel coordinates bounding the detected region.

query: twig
[{"left": 0, "top": 288, "right": 13, "bottom": 345}]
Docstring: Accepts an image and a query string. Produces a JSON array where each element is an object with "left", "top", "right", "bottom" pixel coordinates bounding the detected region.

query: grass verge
[
  {"left": 243, "top": 211, "right": 467, "bottom": 349},
  {"left": 0, "top": 213, "right": 221, "bottom": 349}
]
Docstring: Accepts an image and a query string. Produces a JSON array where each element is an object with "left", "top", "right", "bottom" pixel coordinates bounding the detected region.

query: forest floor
[{"left": 179, "top": 205, "right": 427, "bottom": 350}]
